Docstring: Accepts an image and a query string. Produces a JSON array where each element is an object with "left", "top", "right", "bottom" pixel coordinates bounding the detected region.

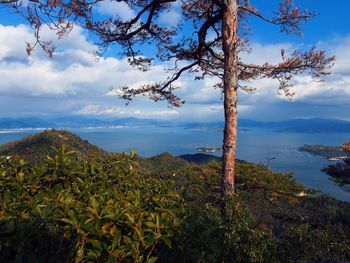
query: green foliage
[
  {"left": 236, "top": 162, "right": 306, "bottom": 197},
  {"left": 221, "top": 197, "right": 277, "bottom": 262},
  {"left": 0, "top": 146, "right": 182, "bottom": 262},
  {"left": 165, "top": 195, "right": 277, "bottom": 263},
  {"left": 155, "top": 160, "right": 350, "bottom": 262},
  {"left": 152, "top": 161, "right": 278, "bottom": 263},
  {"left": 274, "top": 195, "right": 350, "bottom": 261},
  {"left": 233, "top": 162, "right": 350, "bottom": 262},
  {"left": 1, "top": 132, "right": 350, "bottom": 262},
  {"left": 137, "top": 152, "right": 187, "bottom": 179},
  {"left": 0, "top": 130, "right": 109, "bottom": 163},
  {"left": 278, "top": 221, "right": 350, "bottom": 261}
]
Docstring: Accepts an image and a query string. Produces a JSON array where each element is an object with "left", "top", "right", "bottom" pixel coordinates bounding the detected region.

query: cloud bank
[{"left": 0, "top": 23, "right": 349, "bottom": 121}]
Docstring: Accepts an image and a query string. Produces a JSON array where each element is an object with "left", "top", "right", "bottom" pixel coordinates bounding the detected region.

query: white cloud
[
  {"left": 321, "top": 36, "right": 350, "bottom": 74},
  {"left": 0, "top": 23, "right": 349, "bottom": 121},
  {"left": 158, "top": 8, "right": 182, "bottom": 27},
  {"left": 95, "top": 1, "right": 135, "bottom": 20},
  {"left": 0, "top": 24, "right": 33, "bottom": 60},
  {"left": 281, "top": 39, "right": 350, "bottom": 103},
  {"left": 78, "top": 104, "right": 179, "bottom": 119},
  {"left": 240, "top": 42, "right": 293, "bottom": 65},
  {"left": 0, "top": 24, "right": 175, "bottom": 98},
  {"left": 179, "top": 77, "right": 222, "bottom": 103},
  {"left": 157, "top": 1, "right": 182, "bottom": 27},
  {"left": 0, "top": 24, "right": 187, "bottom": 119},
  {"left": 238, "top": 38, "right": 350, "bottom": 103}
]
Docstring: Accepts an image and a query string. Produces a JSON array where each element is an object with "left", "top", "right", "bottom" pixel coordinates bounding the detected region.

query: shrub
[{"left": 0, "top": 146, "right": 183, "bottom": 262}]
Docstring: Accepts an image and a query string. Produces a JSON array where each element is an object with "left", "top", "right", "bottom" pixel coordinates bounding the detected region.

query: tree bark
[{"left": 222, "top": 0, "right": 238, "bottom": 196}]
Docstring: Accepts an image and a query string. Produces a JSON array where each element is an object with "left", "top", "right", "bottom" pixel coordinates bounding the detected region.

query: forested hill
[{"left": 0, "top": 130, "right": 109, "bottom": 162}]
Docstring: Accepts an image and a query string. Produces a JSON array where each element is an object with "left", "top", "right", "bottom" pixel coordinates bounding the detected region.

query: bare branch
[
  {"left": 239, "top": 0, "right": 315, "bottom": 35},
  {"left": 238, "top": 48, "right": 335, "bottom": 97}
]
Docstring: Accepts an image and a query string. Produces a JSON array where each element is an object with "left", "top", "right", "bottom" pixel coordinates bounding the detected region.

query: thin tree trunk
[{"left": 222, "top": 0, "right": 238, "bottom": 196}]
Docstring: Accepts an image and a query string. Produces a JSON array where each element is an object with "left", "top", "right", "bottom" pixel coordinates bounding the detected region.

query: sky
[{"left": 0, "top": 1, "right": 349, "bottom": 122}]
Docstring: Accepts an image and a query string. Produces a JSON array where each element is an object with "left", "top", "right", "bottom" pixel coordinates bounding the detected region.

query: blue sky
[
  {"left": 250, "top": 1, "right": 350, "bottom": 43},
  {"left": 0, "top": 1, "right": 349, "bottom": 122}
]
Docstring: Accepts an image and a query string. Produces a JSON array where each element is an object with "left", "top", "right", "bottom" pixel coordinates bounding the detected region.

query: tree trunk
[{"left": 221, "top": 0, "right": 239, "bottom": 196}]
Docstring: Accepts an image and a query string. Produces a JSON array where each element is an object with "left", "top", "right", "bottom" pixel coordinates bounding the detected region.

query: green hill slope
[
  {"left": 138, "top": 152, "right": 188, "bottom": 177},
  {"left": 0, "top": 130, "right": 109, "bottom": 162},
  {"left": 179, "top": 153, "right": 221, "bottom": 164}
]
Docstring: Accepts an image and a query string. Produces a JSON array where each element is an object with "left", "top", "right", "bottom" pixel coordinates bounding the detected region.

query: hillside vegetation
[
  {"left": 0, "top": 130, "right": 109, "bottom": 163},
  {"left": 0, "top": 131, "right": 349, "bottom": 262}
]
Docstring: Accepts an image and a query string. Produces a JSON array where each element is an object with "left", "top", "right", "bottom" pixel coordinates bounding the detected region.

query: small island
[
  {"left": 299, "top": 142, "right": 350, "bottom": 190},
  {"left": 322, "top": 159, "right": 350, "bottom": 185},
  {"left": 298, "top": 144, "right": 350, "bottom": 160},
  {"left": 197, "top": 146, "right": 222, "bottom": 153}
]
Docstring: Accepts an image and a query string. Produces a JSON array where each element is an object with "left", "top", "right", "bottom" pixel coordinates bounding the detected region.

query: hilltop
[{"left": 0, "top": 129, "right": 109, "bottom": 162}]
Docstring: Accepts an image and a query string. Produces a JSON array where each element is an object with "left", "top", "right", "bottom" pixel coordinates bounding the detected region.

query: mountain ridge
[
  {"left": 185, "top": 118, "right": 350, "bottom": 133},
  {"left": 1, "top": 117, "right": 350, "bottom": 133}
]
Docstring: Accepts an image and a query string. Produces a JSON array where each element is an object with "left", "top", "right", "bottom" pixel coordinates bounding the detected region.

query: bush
[
  {"left": 0, "top": 146, "right": 183, "bottom": 262},
  {"left": 157, "top": 194, "right": 277, "bottom": 263},
  {"left": 1, "top": 144, "right": 350, "bottom": 262},
  {"left": 155, "top": 161, "right": 278, "bottom": 263}
]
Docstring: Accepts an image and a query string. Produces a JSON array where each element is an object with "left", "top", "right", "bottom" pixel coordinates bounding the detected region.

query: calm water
[{"left": 1, "top": 126, "right": 349, "bottom": 202}]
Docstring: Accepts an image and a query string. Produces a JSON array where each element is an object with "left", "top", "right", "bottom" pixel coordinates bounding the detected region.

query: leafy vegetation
[
  {"left": 0, "top": 130, "right": 109, "bottom": 163},
  {"left": 0, "top": 131, "right": 350, "bottom": 262},
  {"left": 0, "top": 146, "right": 182, "bottom": 262},
  {"left": 178, "top": 153, "right": 221, "bottom": 164}
]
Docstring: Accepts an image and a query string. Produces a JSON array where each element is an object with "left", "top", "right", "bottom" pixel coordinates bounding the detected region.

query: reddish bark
[{"left": 222, "top": 0, "right": 239, "bottom": 195}]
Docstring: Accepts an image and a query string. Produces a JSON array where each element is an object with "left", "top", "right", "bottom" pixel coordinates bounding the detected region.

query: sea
[{"left": 0, "top": 126, "right": 349, "bottom": 202}]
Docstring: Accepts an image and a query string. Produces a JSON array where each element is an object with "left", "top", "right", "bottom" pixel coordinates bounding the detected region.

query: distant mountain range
[
  {"left": 0, "top": 116, "right": 166, "bottom": 129},
  {"left": 184, "top": 118, "right": 350, "bottom": 133},
  {"left": 1, "top": 116, "right": 350, "bottom": 133},
  {"left": 0, "top": 117, "right": 55, "bottom": 129},
  {"left": 239, "top": 118, "right": 350, "bottom": 133}
]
